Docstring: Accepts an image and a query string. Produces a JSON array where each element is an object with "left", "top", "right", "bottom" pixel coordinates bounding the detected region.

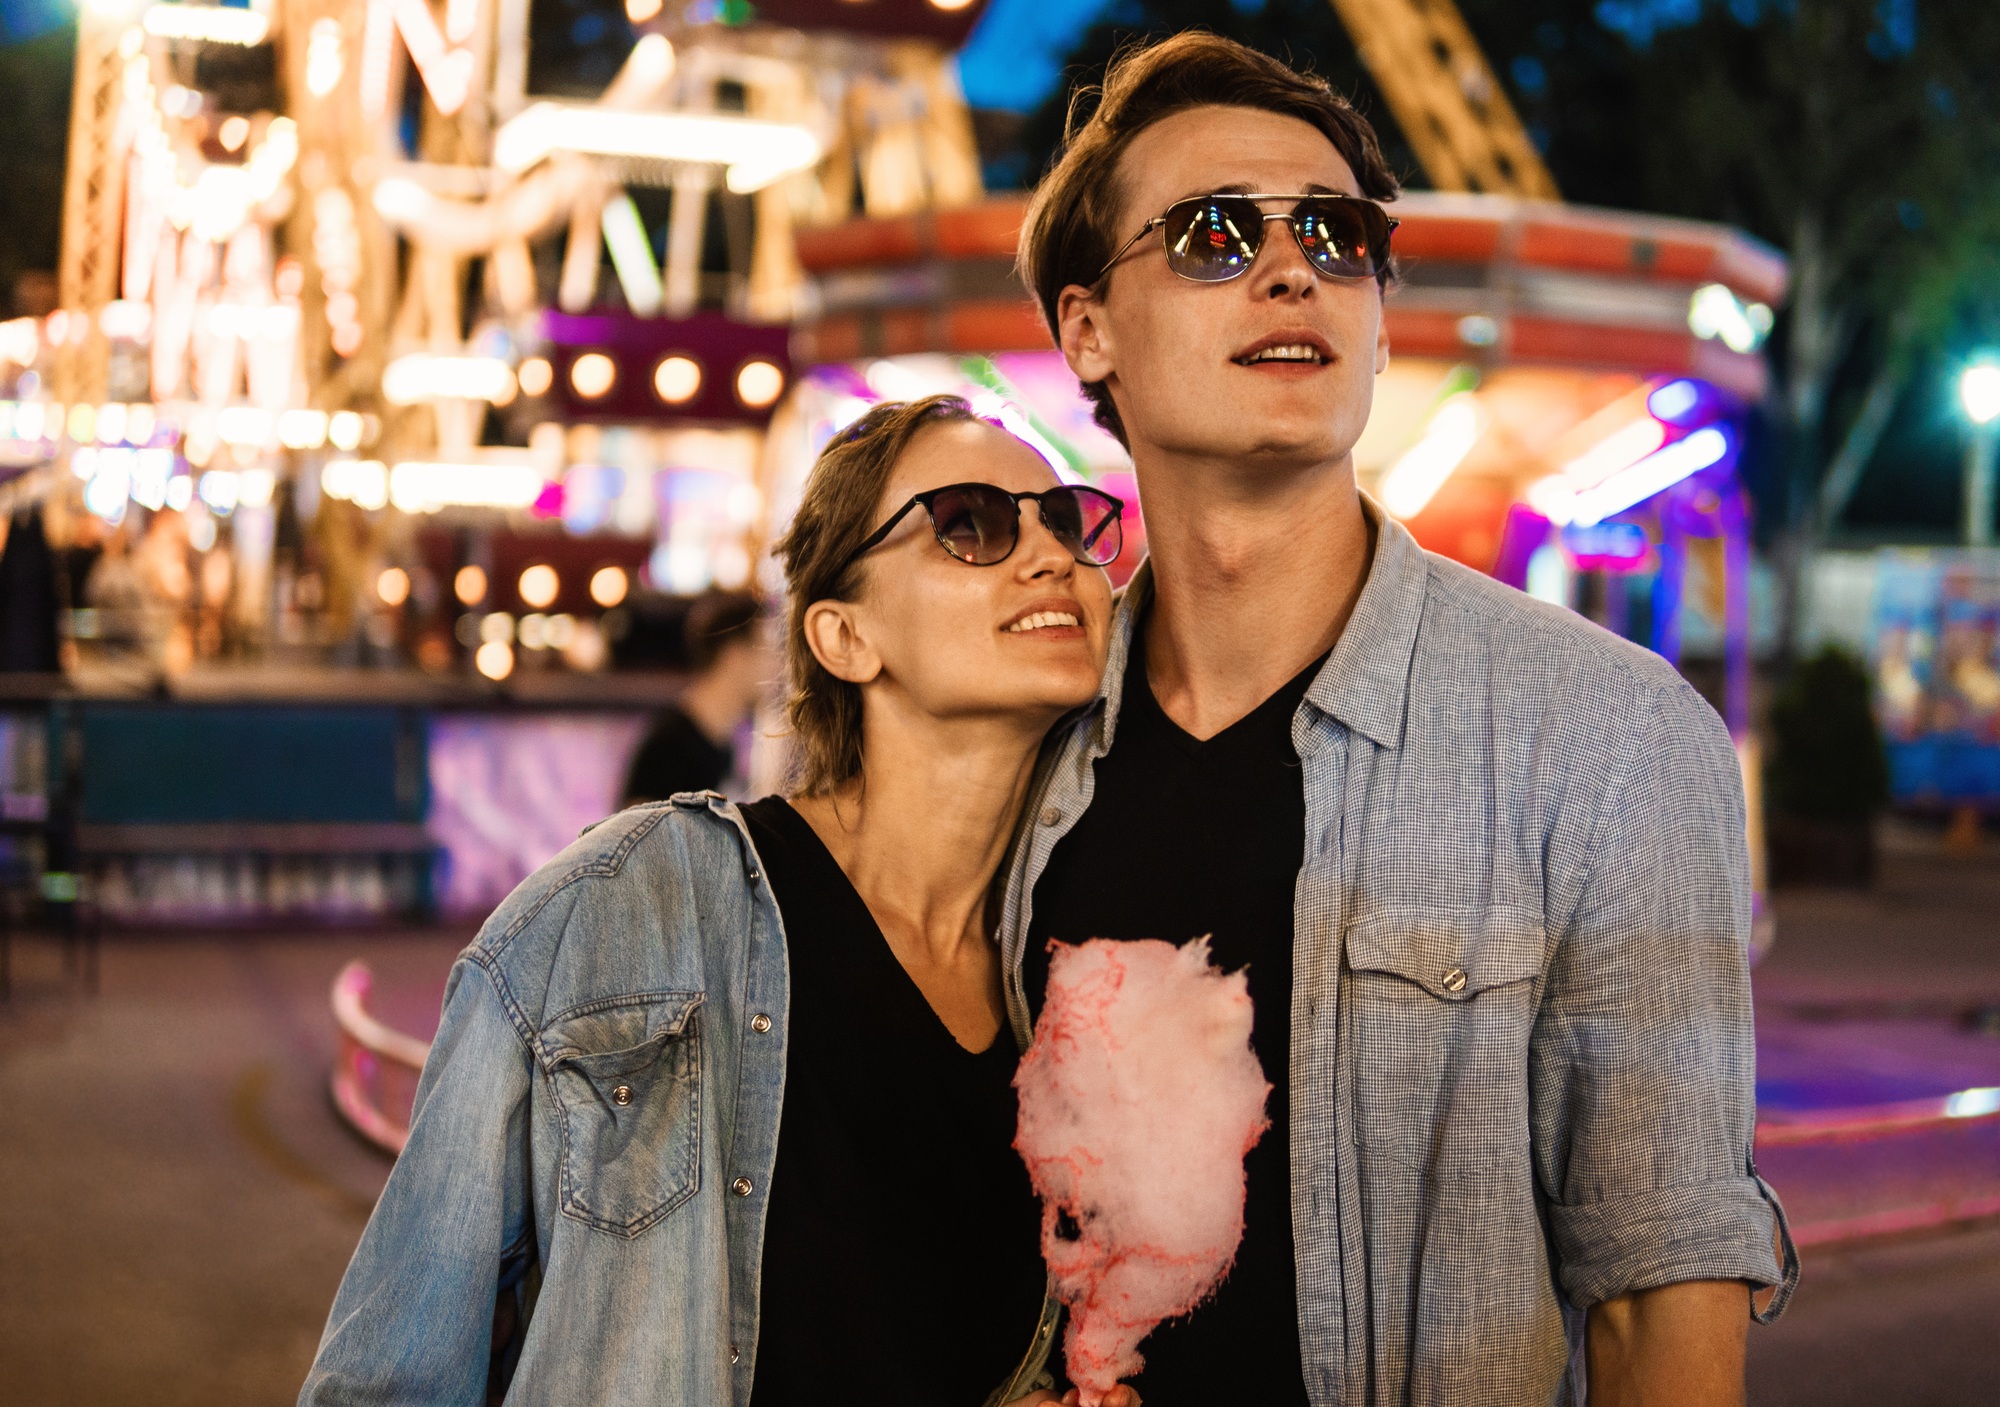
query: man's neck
[{"left": 1135, "top": 447, "right": 1374, "bottom": 740}]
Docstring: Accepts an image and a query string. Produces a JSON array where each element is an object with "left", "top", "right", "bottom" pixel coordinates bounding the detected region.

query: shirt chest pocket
[
  {"left": 1343, "top": 912, "right": 1545, "bottom": 1178},
  {"left": 540, "top": 992, "right": 704, "bottom": 1238}
]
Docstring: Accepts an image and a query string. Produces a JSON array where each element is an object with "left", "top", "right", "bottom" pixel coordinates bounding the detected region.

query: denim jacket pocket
[
  {"left": 541, "top": 991, "right": 705, "bottom": 1238},
  {"left": 1344, "top": 911, "right": 1545, "bottom": 1176}
]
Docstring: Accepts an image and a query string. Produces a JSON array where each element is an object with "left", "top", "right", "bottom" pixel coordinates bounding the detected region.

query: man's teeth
[
  {"left": 1007, "top": 611, "right": 1080, "bottom": 633},
  {"left": 1243, "top": 344, "right": 1323, "bottom": 363}
]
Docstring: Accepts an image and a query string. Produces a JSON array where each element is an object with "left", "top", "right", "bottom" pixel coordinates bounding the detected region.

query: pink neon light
[{"left": 1757, "top": 1085, "right": 2000, "bottom": 1146}]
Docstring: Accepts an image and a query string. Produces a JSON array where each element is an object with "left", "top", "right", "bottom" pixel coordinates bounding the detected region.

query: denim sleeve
[
  {"left": 300, "top": 955, "right": 535, "bottom": 1404},
  {"left": 1530, "top": 682, "right": 1792, "bottom": 1313}
]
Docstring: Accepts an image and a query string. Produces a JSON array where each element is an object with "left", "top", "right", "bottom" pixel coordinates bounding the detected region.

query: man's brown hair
[
  {"left": 771, "top": 395, "right": 987, "bottom": 796},
  {"left": 1017, "top": 32, "right": 1400, "bottom": 444}
]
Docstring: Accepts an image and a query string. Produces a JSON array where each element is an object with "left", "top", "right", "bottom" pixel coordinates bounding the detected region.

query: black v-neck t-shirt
[
  {"left": 740, "top": 797, "right": 1047, "bottom": 1407},
  {"left": 1023, "top": 627, "right": 1321, "bottom": 1407}
]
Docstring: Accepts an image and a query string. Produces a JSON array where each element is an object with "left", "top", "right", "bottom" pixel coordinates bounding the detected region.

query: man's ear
[
  {"left": 1374, "top": 297, "right": 1391, "bottom": 375},
  {"left": 1057, "top": 284, "right": 1115, "bottom": 387},
  {"left": 802, "top": 598, "right": 882, "bottom": 687}
]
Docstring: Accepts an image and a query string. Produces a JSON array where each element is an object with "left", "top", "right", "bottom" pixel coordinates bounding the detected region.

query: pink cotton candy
[{"left": 1013, "top": 937, "right": 1272, "bottom": 1405}]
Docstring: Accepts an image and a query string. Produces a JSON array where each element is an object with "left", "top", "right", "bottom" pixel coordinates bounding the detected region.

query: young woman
[{"left": 300, "top": 397, "right": 1134, "bottom": 1407}]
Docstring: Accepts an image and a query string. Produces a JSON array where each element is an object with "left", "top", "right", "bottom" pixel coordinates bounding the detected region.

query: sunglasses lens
[
  {"left": 1161, "top": 197, "right": 1266, "bottom": 282},
  {"left": 1292, "top": 197, "right": 1389, "bottom": 279},
  {"left": 1042, "top": 487, "right": 1124, "bottom": 567},
  {"left": 928, "top": 485, "right": 1020, "bottom": 565}
]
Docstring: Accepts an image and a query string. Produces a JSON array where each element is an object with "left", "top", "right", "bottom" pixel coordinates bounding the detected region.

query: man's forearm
[{"left": 1586, "top": 1280, "right": 1749, "bottom": 1407}]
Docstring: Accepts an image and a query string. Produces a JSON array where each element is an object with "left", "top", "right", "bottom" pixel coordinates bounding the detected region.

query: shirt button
[
  {"left": 1442, "top": 967, "right": 1468, "bottom": 994},
  {"left": 1039, "top": 807, "right": 1062, "bottom": 826},
  {"left": 611, "top": 1084, "right": 634, "bottom": 1106},
  {"left": 751, "top": 1013, "right": 772, "bottom": 1034},
  {"left": 730, "top": 1344, "right": 741, "bottom": 1365},
  {"left": 731, "top": 1176, "right": 754, "bottom": 1197}
]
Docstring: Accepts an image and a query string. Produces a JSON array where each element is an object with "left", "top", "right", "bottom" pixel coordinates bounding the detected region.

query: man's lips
[{"left": 1231, "top": 329, "right": 1336, "bottom": 366}]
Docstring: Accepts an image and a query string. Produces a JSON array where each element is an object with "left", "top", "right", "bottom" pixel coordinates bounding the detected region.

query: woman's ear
[
  {"left": 1057, "top": 284, "right": 1115, "bottom": 387},
  {"left": 802, "top": 598, "right": 882, "bottom": 686}
]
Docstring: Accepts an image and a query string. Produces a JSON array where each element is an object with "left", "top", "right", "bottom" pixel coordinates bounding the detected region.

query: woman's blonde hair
[{"left": 772, "top": 395, "right": 986, "bottom": 795}]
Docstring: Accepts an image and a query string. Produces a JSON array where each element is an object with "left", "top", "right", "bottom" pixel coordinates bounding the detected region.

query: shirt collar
[{"left": 1090, "top": 491, "right": 1427, "bottom": 756}]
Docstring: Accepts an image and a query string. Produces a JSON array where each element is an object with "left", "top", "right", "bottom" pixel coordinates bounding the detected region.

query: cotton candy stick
[{"left": 1013, "top": 937, "right": 1272, "bottom": 1405}]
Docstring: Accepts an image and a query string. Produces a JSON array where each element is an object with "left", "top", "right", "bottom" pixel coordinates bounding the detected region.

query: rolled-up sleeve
[{"left": 1531, "top": 682, "right": 1796, "bottom": 1317}]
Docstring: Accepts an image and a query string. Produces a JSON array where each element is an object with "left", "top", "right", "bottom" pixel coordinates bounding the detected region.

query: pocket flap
[
  {"left": 1344, "top": 912, "right": 1544, "bottom": 1001},
  {"left": 537, "top": 991, "right": 705, "bottom": 1073}
]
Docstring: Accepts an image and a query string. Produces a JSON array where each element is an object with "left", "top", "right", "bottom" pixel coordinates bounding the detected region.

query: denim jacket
[{"left": 301, "top": 794, "right": 1058, "bottom": 1407}]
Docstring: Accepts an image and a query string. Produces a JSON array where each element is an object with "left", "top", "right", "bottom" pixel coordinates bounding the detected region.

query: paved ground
[{"left": 0, "top": 840, "right": 1994, "bottom": 1406}]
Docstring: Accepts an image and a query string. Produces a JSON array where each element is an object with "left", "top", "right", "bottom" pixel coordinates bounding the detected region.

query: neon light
[
  {"left": 492, "top": 104, "right": 820, "bottom": 192},
  {"left": 381, "top": 354, "right": 517, "bottom": 405},
  {"left": 1380, "top": 395, "right": 1482, "bottom": 519},
  {"left": 444, "top": 0, "right": 480, "bottom": 45},
  {"left": 324, "top": 459, "right": 390, "bottom": 511},
  {"left": 305, "top": 18, "right": 345, "bottom": 98},
  {"left": 600, "top": 192, "right": 665, "bottom": 318},
  {"left": 278, "top": 409, "right": 330, "bottom": 449},
  {"left": 360, "top": 0, "right": 395, "bottom": 117},
  {"left": 1689, "top": 283, "right": 1773, "bottom": 354},
  {"left": 392, "top": 0, "right": 474, "bottom": 117},
  {"left": 1570, "top": 427, "right": 1731, "bottom": 527},
  {"left": 142, "top": 5, "right": 270, "bottom": 45},
  {"left": 1946, "top": 1086, "right": 2000, "bottom": 1119},
  {"left": 1561, "top": 417, "right": 1665, "bottom": 490},
  {"left": 389, "top": 461, "right": 548, "bottom": 512},
  {"left": 1647, "top": 379, "right": 1702, "bottom": 424}
]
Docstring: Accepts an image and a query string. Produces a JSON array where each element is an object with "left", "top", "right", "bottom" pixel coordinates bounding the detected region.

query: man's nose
[{"left": 1248, "top": 214, "right": 1317, "bottom": 301}]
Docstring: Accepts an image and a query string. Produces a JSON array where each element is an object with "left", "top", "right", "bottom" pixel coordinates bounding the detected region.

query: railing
[
  {"left": 324, "top": 955, "right": 1999, "bottom": 1252},
  {"left": 330, "top": 960, "right": 432, "bottom": 1155},
  {"left": 1758, "top": 1084, "right": 2000, "bottom": 1250}
]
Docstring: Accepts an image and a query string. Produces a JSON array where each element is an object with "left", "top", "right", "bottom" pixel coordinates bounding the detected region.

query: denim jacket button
[
  {"left": 731, "top": 1176, "right": 754, "bottom": 1197},
  {"left": 611, "top": 1084, "right": 634, "bottom": 1106},
  {"left": 751, "top": 1013, "right": 772, "bottom": 1034}
]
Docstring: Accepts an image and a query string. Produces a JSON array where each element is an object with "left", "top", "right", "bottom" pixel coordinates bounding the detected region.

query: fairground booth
[
  {"left": 1, "top": 0, "right": 1788, "bottom": 951},
  {"left": 780, "top": 189, "right": 1788, "bottom": 740}
]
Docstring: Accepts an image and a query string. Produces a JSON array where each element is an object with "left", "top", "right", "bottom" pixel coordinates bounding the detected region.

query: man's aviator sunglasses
[
  {"left": 1098, "top": 192, "right": 1398, "bottom": 285},
  {"left": 843, "top": 482, "right": 1125, "bottom": 573}
]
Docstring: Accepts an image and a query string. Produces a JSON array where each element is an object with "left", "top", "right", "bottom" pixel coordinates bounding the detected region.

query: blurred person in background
[
  {"left": 622, "top": 589, "right": 768, "bottom": 804},
  {"left": 0, "top": 503, "right": 61, "bottom": 673}
]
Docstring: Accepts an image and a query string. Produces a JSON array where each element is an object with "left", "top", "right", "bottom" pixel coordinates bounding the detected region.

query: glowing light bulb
[
  {"left": 518, "top": 563, "right": 560, "bottom": 609},
  {"left": 653, "top": 355, "right": 702, "bottom": 405},
  {"left": 734, "top": 358, "right": 784, "bottom": 409},
  {"left": 590, "top": 565, "right": 629, "bottom": 608},
  {"left": 454, "top": 564, "right": 488, "bottom": 606}
]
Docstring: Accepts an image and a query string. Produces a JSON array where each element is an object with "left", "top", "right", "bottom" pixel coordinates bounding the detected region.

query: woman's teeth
[
  {"left": 1241, "top": 344, "right": 1323, "bottom": 363},
  {"left": 1007, "top": 611, "right": 1080, "bottom": 633}
]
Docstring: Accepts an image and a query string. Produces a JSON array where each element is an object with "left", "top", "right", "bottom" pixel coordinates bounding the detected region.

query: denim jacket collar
[{"left": 1089, "top": 492, "right": 1427, "bottom": 757}]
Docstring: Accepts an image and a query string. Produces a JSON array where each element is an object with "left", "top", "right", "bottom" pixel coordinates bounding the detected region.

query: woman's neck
[{"left": 790, "top": 710, "right": 1047, "bottom": 967}]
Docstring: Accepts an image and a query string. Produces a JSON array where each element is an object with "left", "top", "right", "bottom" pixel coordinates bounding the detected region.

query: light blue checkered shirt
[{"left": 999, "top": 498, "right": 1796, "bottom": 1406}]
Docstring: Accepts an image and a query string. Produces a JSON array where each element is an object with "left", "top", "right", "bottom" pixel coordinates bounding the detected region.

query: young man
[{"left": 1000, "top": 34, "right": 1795, "bottom": 1407}]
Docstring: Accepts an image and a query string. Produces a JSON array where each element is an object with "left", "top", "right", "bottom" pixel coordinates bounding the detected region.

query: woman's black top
[{"left": 739, "top": 797, "right": 1047, "bottom": 1407}]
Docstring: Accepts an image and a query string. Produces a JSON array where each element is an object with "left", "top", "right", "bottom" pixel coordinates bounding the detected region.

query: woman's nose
[{"left": 1015, "top": 502, "right": 1075, "bottom": 578}]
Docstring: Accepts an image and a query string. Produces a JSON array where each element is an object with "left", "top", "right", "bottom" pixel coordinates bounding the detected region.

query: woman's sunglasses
[
  {"left": 843, "top": 482, "right": 1125, "bottom": 573},
  {"left": 1097, "top": 192, "right": 1398, "bottom": 285}
]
